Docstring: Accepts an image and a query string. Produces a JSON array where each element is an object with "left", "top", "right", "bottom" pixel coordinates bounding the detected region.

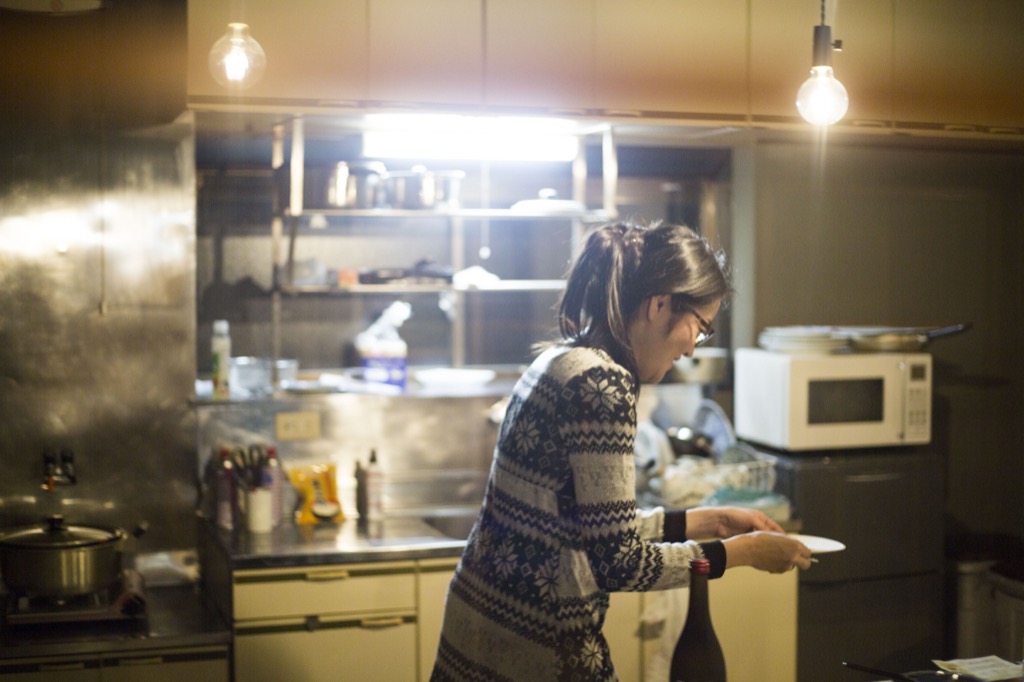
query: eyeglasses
[
  {"left": 669, "top": 296, "right": 716, "bottom": 346},
  {"left": 691, "top": 309, "right": 716, "bottom": 347}
]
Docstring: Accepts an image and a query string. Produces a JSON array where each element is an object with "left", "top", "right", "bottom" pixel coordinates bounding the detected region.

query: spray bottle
[
  {"left": 365, "top": 449, "right": 384, "bottom": 521},
  {"left": 355, "top": 301, "right": 411, "bottom": 389}
]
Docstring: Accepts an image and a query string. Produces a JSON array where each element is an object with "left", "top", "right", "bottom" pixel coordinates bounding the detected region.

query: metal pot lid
[
  {"left": 0, "top": 515, "right": 124, "bottom": 549},
  {"left": 333, "top": 160, "right": 386, "bottom": 175}
]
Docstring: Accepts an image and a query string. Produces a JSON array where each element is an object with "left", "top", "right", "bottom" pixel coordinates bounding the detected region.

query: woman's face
[{"left": 631, "top": 297, "right": 721, "bottom": 384}]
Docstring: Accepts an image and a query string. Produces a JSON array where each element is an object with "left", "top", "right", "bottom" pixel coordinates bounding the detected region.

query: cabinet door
[
  {"left": 101, "top": 646, "right": 229, "bottom": 682},
  {"left": 188, "top": 0, "right": 368, "bottom": 103},
  {"left": 605, "top": 591, "right": 642, "bottom": 682},
  {"left": 417, "top": 558, "right": 459, "bottom": 682},
  {"left": 368, "top": 0, "right": 483, "bottom": 105},
  {"left": 0, "top": 656, "right": 101, "bottom": 681},
  {"left": 234, "top": 561, "right": 416, "bottom": 620},
  {"left": 641, "top": 568, "right": 798, "bottom": 682},
  {"left": 712, "top": 567, "right": 797, "bottom": 682},
  {"left": 235, "top": 617, "right": 417, "bottom": 682},
  {"left": 593, "top": 0, "right": 748, "bottom": 117},
  {"left": 892, "top": 0, "right": 1024, "bottom": 128},
  {"left": 484, "top": 0, "right": 593, "bottom": 110}
]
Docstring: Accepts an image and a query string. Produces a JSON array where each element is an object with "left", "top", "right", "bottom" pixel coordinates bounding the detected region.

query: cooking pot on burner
[{"left": 0, "top": 515, "right": 144, "bottom": 597}]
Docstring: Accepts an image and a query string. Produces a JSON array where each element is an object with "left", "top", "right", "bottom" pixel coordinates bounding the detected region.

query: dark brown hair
[{"left": 556, "top": 221, "right": 731, "bottom": 373}]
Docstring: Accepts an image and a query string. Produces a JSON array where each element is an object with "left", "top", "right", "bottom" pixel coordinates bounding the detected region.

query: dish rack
[{"left": 643, "top": 442, "right": 778, "bottom": 510}]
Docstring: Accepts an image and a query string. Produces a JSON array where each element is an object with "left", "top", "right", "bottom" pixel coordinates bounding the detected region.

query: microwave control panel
[{"left": 903, "top": 358, "right": 931, "bottom": 442}]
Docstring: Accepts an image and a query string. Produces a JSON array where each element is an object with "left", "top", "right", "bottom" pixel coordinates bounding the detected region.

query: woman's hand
[
  {"left": 722, "top": 532, "right": 814, "bottom": 573},
  {"left": 686, "top": 506, "right": 785, "bottom": 539}
]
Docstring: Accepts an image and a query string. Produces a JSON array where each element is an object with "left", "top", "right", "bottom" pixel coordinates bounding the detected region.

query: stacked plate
[{"left": 758, "top": 326, "right": 849, "bottom": 354}]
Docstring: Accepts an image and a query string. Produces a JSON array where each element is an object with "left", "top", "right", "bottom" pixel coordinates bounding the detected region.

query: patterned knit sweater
[{"left": 431, "top": 345, "right": 720, "bottom": 682}]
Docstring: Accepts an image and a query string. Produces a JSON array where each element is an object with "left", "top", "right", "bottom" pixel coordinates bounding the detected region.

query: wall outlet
[{"left": 275, "top": 411, "right": 321, "bottom": 441}]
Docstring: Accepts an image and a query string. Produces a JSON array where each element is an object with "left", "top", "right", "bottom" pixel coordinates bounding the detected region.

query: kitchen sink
[{"left": 422, "top": 512, "right": 478, "bottom": 540}]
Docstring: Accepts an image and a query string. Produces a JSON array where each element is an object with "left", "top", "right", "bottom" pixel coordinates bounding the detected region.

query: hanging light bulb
[
  {"left": 208, "top": 23, "right": 266, "bottom": 90},
  {"left": 796, "top": 4, "right": 848, "bottom": 126}
]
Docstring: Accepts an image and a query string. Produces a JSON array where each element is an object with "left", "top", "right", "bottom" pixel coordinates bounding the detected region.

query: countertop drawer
[{"left": 233, "top": 560, "right": 417, "bottom": 620}]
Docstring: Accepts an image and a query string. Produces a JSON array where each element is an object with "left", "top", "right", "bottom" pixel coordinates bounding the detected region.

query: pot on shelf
[
  {"left": 0, "top": 514, "right": 144, "bottom": 597},
  {"left": 382, "top": 166, "right": 464, "bottom": 209},
  {"left": 325, "top": 160, "right": 386, "bottom": 208}
]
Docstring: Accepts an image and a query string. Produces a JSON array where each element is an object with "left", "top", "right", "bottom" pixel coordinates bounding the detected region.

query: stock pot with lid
[{"left": 0, "top": 514, "right": 143, "bottom": 597}]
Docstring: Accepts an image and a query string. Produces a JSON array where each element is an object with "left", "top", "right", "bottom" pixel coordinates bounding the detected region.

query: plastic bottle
[
  {"left": 211, "top": 319, "right": 232, "bottom": 400},
  {"left": 670, "top": 557, "right": 726, "bottom": 682},
  {"left": 365, "top": 449, "right": 383, "bottom": 520},
  {"left": 260, "top": 445, "right": 284, "bottom": 527},
  {"left": 355, "top": 302, "right": 411, "bottom": 389},
  {"left": 214, "top": 446, "right": 236, "bottom": 529},
  {"left": 354, "top": 459, "right": 369, "bottom": 520}
]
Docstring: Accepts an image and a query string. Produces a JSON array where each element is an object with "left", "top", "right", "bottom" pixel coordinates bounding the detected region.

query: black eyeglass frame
[
  {"left": 690, "top": 309, "right": 716, "bottom": 347},
  {"left": 669, "top": 296, "right": 716, "bottom": 347}
]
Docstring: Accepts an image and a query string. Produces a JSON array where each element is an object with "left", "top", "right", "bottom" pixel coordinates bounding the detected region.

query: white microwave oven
[{"left": 734, "top": 348, "right": 932, "bottom": 451}]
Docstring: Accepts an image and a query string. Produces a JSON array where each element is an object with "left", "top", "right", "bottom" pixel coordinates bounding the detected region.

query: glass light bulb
[
  {"left": 208, "top": 23, "right": 266, "bottom": 90},
  {"left": 796, "top": 65, "right": 849, "bottom": 126}
]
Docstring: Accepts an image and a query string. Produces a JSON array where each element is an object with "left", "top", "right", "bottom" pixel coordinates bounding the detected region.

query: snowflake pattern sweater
[{"left": 430, "top": 345, "right": 723, "bottom": 682}]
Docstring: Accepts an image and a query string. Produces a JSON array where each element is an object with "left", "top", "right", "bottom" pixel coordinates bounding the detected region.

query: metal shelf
[
  {"left": 269, "top": 115, "right": 619, "bottom": 367},
  {"left": 283, "top": 207, "right": 611, "bottom": 222},
  {"left": 277, "top": 279, "right": 566, "bottom": 296}
]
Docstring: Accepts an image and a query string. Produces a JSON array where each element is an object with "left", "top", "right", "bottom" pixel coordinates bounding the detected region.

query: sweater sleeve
[
  {"left": 653, "top": 507, "right": 726, "bottom": 578},
  {"left": 562, "top": 363, "right": 706, "bottom": 593}
]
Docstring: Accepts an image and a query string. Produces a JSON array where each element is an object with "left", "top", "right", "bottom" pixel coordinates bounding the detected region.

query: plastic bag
[{"left": 288, "top": 463, "right": 345, "bottom": 525}]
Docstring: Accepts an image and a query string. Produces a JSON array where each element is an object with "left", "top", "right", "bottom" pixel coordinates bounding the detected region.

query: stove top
[{"left": 3, "top": 569, "right": 147, "bottom": 628}]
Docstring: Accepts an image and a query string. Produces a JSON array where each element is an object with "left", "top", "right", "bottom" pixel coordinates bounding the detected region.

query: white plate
[
  {"left": 281, "top": 380, "right": 337, "bottom": 394},
  {"left": 789, "top": 533, "right": 846, "bottom": 554},
  {"left": 510, "top": 198, "right": 586, "bottom": 215},
  {"left": 414, "top": 368, "right": 496, "bottom": 387}
]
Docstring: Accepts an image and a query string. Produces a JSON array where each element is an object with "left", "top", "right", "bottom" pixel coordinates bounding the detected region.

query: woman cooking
[{"left": 430, "top": 221, "right": 812, "bottom": 682}]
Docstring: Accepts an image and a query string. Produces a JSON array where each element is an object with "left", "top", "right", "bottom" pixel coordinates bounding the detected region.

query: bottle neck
[{"left": 685, "top": 572, "right": 712, "bottom": 627}]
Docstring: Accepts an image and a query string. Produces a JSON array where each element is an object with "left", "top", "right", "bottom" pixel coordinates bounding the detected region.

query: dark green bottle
[{"left": 670, "top": 558, "right": 726, "bottom": 682}]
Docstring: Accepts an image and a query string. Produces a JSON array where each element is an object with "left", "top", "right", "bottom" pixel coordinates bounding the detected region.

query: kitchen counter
[
  {"left": 200, "top": 514, "right": 468, "bottom": 571},
  {"left": 200, "top": 509, "right": 800, "bottom": 572},
  {"left": 0, "top": 582, "right": 230, "bottom": 660}
]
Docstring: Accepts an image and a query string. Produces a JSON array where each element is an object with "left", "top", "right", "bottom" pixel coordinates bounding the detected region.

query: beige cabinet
[
  {"left": 232, "top": 562, "right": 418, "bottom": 682},
  {"left": 416, "top": 558, "right": 459, "bottom": 682},
  {"left": 0, "top": 656, "right": 101, "bottom": 681},
  {"left": 187, "top": 0, "right": 368, "bottom": 104},
  {"left": 606, "top": 591, "right": 644, "bottom": 682},
  {"left": 484, "top": 0, "right": 593, "bottom": 111},
  {"left": 640, "top": 566, "right": 798, "bottom": 682},
  {"left": 221, "top": 555, "right": 794, "bottom": 682},
  {"left": 0, "top": 647, "right": 228, "bottom": 682},
  {"left": 367, "top": 0, "right": 483, "bottom": 105},
  {"left": 187, "top": 0, "right": 1023, "bottom": 133},
  {"left": 891, "top": 0, "right": 1024, "bottom": 129},
  {"left": 592, "top": 0, "right": 749, "bottom": 119},
  {"left": 101, "top": 647, "right": 229, "bottom": 682}
]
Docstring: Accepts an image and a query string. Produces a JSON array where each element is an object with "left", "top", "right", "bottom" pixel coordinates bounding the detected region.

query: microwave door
[{"left": 789, "top": 357, "right": 908, "bottom": 449}]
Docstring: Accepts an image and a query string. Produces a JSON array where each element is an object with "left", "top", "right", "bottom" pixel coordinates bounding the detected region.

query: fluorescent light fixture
[{"left": 362, "top": 114, "right": 580, "bottom": 161}]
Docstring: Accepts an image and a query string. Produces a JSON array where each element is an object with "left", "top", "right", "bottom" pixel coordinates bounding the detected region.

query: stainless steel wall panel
[{"left": 0, "top": 113, "right": 197, "bottom": 554}]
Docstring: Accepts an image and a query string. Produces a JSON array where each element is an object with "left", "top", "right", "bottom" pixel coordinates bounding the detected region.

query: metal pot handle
[{"left": 925, "top": 322, "right": 971, "bottom": 340}]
